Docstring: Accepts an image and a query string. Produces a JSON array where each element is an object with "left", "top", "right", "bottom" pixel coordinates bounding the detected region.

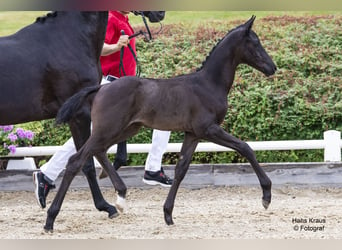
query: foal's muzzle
[{"left": 264, "top": 63, "right": 277, "bottom": 76}]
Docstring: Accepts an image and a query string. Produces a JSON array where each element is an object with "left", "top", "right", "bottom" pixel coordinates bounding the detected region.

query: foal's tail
[{"left": 56, "top": 85, "right": 101, "bottom": 125}]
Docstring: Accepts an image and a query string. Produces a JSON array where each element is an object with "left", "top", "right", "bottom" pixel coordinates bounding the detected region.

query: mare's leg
[
  {"left": 95, "top": 152, "right": 127, "bottom": 212},
  {"left": 204, "top": 124, "right": 272, "bottom": 208},
  {"left": 69, "top": 117, "right": 117, "bottom": 217},
  {"left": 164, "top": 132, "right": 199, "bottom": 225},
  {"left": 113, "top": 140, "right": 127, "bottom": 170}
]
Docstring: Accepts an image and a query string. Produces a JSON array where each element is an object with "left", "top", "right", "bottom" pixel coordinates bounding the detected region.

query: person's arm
[{"left": 101, "top": 35, "right": 130, "bottom": 56}]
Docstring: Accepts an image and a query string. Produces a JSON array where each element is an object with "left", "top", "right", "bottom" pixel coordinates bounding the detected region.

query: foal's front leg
[
  {"left": 204, "top": 124, "right": 272, "bottom": 208},
  {"left": 164, "top": 132, "right": 199, "bottom": 225}
]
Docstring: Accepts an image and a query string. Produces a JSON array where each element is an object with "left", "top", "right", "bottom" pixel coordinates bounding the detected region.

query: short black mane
[
  {"left": 35, "top": 11, "right": 58, "bottom": 23},
  {"left": 196, "top": 25, "right": 242, "bottom": 71}
]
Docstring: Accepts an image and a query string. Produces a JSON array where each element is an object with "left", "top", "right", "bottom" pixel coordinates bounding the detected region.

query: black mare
[
  {"left": 0, "top": 12, "right": 120, "bottom": 217},
  {"left": 45, "top": 16, "right": 277, "bottom": 232}
]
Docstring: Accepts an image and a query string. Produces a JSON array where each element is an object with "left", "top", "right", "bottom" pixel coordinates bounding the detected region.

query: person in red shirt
[
  {"left": 99, "top": 11, "right": 137, "bottom": 173},
  {"left": 99, "top": 12, "right": 172, "bottom": 186},
  {"left": 33, "top": 11, "right": 172, "bottom": 209},
  {"left": 101, "top": 11, "right": 136, "bottom": 78}
]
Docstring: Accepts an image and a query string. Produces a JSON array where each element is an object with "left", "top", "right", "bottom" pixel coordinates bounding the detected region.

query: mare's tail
[{"left": 56, "top": 85, "right": 101, "bottom": 125}]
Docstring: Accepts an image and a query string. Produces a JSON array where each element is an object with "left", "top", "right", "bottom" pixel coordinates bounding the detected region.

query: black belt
[{"left": 105, "top": 75, "right": 118, "bottom": 82}]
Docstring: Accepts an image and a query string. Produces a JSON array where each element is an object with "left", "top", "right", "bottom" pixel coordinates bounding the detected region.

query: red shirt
[{"left": 100, "top": 11, "right": 136, "bottom": 77}]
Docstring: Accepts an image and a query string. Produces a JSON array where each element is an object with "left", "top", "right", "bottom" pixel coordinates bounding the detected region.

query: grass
[{"left": 0, "top": 11, "right": 46, "bottom": 36}]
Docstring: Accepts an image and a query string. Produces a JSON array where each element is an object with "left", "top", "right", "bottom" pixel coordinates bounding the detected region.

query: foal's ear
[{"left": 244, "top": 15, "right": 256, "bottom": 34}]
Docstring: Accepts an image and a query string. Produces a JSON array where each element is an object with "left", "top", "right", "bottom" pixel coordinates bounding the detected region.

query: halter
[{"left": 130, "top": 11, "right": 164, "bottom": 41}]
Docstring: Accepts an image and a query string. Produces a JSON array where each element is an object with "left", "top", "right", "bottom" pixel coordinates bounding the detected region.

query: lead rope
[
  {"left": 119, "top": 30, "right": 141, "bottom": 77},
  {"left": 120, "top": 11, "right": 164, "bottom": 77},
  {"left": 140, "top": 12, "right": 152, "bottom": 41}
]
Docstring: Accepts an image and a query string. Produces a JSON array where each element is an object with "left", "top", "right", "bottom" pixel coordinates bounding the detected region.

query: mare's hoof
[
  {"left": 99, "top": 203, "right": 119, "bottom": 218},
  {"left": 262, "top": 199, "right": 271, "bottom": 210},
  {"left": 108, "top": 206, "right": 119, "bottom": 219},
  {"left": 108, "top": 205, "right": 119, "bottom": 218},
  {"left": 109, "top": 211, "right": 119, "bottom": 219}
]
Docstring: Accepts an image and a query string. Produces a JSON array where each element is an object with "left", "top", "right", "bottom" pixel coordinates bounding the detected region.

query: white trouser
[
  {"left": 145, "top": 129, "right": 171, "bottom": 172},
  {"left": 41, "top": 77, "right": 110, "bottom": 182},
  {"left": 40, "top": 137, "right": 76, "bottom": 182}
]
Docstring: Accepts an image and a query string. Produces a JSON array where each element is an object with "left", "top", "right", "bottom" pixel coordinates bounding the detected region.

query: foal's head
[{"left": 234, "top": 16, "right": 277, "bottom": 76}]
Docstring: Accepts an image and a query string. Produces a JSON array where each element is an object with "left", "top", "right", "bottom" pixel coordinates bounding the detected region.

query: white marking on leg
[{"left": 115, "top": 195, "right": 127, "bottom": 213}]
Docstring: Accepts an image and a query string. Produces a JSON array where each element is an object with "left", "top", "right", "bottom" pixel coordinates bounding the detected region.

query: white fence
[{"left": 8, "top": 130, "right": 342, "bottom": 162}]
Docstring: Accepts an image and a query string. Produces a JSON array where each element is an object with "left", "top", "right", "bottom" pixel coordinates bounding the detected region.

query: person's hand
[{"left": 117, "top": 35, "right": 130, "bottom": 49}]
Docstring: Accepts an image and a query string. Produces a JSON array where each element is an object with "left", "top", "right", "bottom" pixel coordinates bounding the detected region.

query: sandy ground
[{"left": 0, "top": 185, "right": 341, "bottom": 239}]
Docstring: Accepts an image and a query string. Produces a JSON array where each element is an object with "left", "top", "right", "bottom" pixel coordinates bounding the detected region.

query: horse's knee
[
  {"left": 81, "top": 159, "right": 95, "bottom": 175},
  {"left": 238, "top": 140, "right": 253, "bottom": 155},
  {"left": 174, "top": 156, "right": 191, "bottom": 177}
]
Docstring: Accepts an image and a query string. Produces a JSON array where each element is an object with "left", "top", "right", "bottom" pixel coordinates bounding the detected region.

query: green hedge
[{"left": 27, "top": 14, "right": 342, "bottom": 165}]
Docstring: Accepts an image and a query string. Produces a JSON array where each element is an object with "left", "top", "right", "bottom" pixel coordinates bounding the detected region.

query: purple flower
[
  {"left": 1, "top": 125, "right": 14, "bottom": 133},
  {"left": 7, "top": 133, "right": 18, "bottom": 142},
  {"left": 7, "top": 145, "right": 16, "bottom": 154},
  {"left": 1, "top": 126, "right": 35, "bottom": 155},
  {"left": 16, "top": 128, "right": 26, "bottom": 139},
  {"left": 25, "top": 131, "right": 34, "bottom": 140}
]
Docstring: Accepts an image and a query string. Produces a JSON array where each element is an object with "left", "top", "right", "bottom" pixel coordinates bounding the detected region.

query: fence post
[{"left": 324, "top": 130, "right": 341, "bottom": 162}]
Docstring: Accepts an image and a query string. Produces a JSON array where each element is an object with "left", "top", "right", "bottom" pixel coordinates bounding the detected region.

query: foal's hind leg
[
  {"left": 204, "top": 124, "right": 272, "bottom": 208},
  {"left": 95, "top": 152, "right": 127, "bottom": 212},
  {"left": 92, "top": 123, "right": 142, "bottom": 212},
  {"left": 164, "top": 132, "right": 199, "bottom": 225},
  {"left": 69, "top": 117, "right": 117, "bottom": 218}
]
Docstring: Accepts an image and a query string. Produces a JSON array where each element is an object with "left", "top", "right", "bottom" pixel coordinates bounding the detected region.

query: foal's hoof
[
  {"left": 262, "top": 199, "right": 271, "bottom": 210},
  {"left": 43, "top": 226, "right": 53, "bottom": 234},
  {"left": 165, "top": 219, "right": 174, "bottom": 226},
  {"left": 164, "top": 214, "right": 174, "bottom": 226},
  {"left": 98, "top": 168, "right": 108, "bottom": 179}
]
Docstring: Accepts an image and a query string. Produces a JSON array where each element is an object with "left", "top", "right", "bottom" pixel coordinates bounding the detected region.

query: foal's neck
[{"left": 201, "top": 44, "right": 239, "bottom": 95}]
